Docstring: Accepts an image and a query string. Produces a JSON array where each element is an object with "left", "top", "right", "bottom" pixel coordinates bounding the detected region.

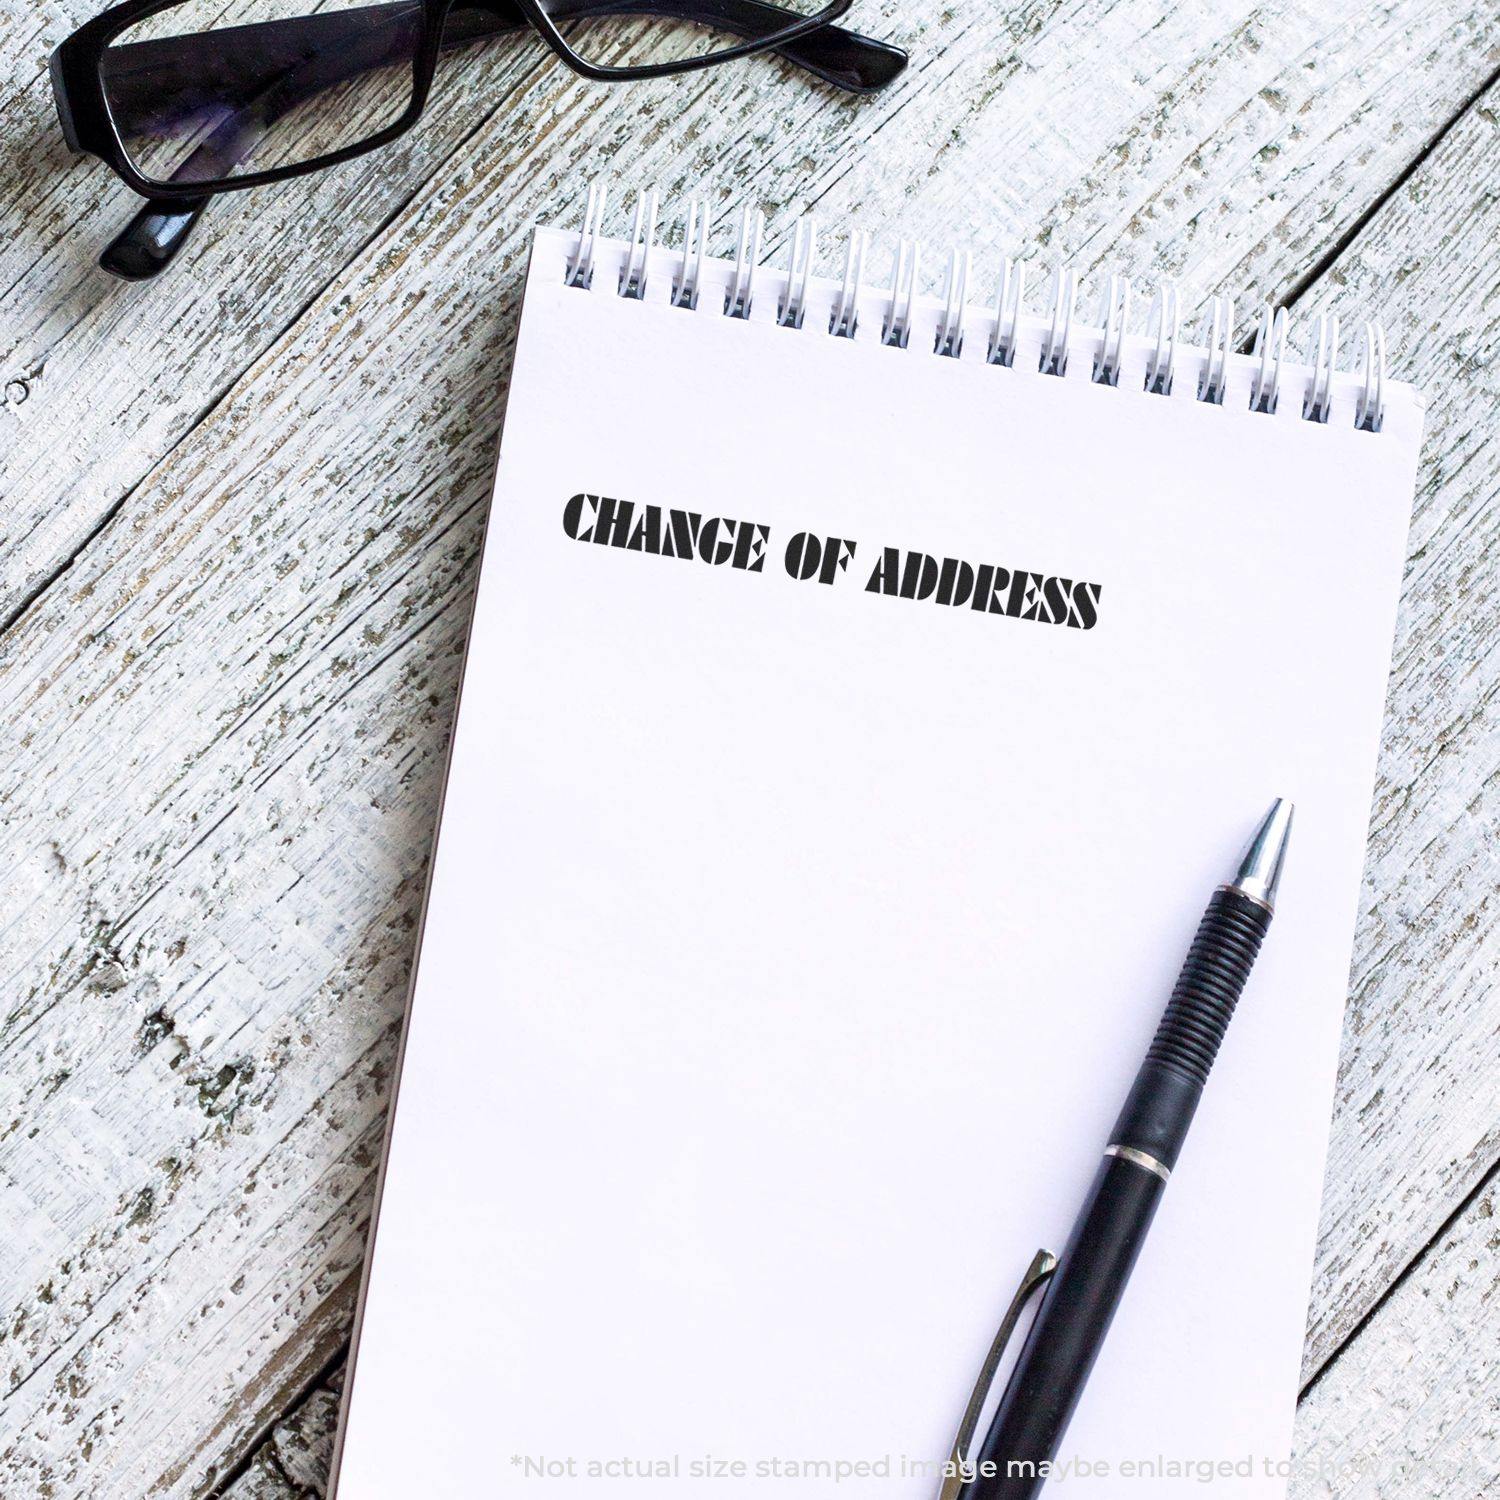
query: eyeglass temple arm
[
  {"left": 101, "top": 197, "right": 211, "bottom": 279},
  {"left": 458, "top": 0, "right": 907, "bottom": 93}
]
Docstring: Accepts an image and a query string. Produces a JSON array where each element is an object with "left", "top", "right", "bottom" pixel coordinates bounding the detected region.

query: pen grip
[
  {"left": 1110, "top": 887, "right": 1271, "bottom": 1171},
  {"left": 963, "top": 1155, "right": 1165, "bottom": 1500}
]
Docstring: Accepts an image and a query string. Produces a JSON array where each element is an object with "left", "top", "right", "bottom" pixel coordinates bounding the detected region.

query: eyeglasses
[{"left": 49, "top": 0, "right": 906, "bottom": 280}]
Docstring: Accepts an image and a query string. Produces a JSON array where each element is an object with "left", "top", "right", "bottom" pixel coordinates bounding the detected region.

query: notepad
[{"left": 331, "top": 193, "right": 1424, "bottom": 1499}]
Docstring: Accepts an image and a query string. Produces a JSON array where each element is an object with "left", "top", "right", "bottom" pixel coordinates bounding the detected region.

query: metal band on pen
[{"left": 1104, "top": 1144, "right": 1171, "bottom": 1182}]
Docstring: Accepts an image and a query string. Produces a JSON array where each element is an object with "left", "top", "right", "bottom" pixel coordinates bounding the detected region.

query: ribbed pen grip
[
  {"left": 1147, "top": 888, "right": 1270, "bottom": 1086},
  {"left": 1109, "top": 886, "right": 1273, "bottom": 1170}
]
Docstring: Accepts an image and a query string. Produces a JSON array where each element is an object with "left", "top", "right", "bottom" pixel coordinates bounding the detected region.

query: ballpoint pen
[{"left": 941, "top": 799, "right": 1295, "bottom": 1500}]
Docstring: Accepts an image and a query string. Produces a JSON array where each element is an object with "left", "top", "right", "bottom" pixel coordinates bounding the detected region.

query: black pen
[{"left": 942, "top": 800, "right": 1294, "bottom": 1500}]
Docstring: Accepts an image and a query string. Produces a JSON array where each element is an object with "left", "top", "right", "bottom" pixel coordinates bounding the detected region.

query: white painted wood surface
[{"left": 1, "top": 1, "right": 1496, "bottom": 1494}]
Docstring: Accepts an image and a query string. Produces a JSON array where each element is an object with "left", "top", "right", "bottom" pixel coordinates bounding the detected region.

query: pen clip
[{"left": 936, "top": 1248, "right": 1058, "bottom": 1500}]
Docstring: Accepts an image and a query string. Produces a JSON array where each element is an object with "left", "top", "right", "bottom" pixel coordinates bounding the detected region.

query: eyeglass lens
[{"left": 100, "top": 0, "right": 424, "bottom": 186}]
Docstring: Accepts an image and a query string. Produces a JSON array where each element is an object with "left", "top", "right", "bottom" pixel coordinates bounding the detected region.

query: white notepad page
[{"left": 332, "top": 224, "right": 1423, "bottom": 1499}]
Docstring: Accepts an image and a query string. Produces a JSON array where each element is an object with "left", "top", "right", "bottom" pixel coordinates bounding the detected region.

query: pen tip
[{"left": 1230, "top": 799, "right": 1294, "bottom": 912}]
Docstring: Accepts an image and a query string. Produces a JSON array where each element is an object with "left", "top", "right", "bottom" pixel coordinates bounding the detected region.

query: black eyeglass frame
[{"left": 51, "top": 0, "right": 856, "bottom": 202}]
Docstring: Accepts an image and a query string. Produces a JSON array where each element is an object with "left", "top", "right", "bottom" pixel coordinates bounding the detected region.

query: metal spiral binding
[
  {"left": 1354, "top": 322, "right": 1386, "bottom": 432},
  {"left": 988, "top": 259, "right": 1025, "bottom": 369},
  {"left": 883, "top": 240, "right": 921, "bottom": 348},
  {"left": 565, "top": 181, "right": 607, "bottom": 289},
  {"left": 724, "top": 206, "right": 763, "bottom": 320},
  {"left": 829, "top": 232, "right": 867, "bottom": 339},
  {"left": 1039, "top": 267, "right": 1077, "bottom": 378},
  {"left": 1197, "top": 294, "right": 1234, "bottom": 405},
  {"left": 671, "top": 198, "right": 708, "bottom": 310},
  {"left": 778, "top": 218, "right": 816, "bottom": 329},
  {"left": 1092, "top": 274, "right": 1130, "bottom": 387},
  {"left": 565, "top": 186, "right": 1391, "bottom": 433},
  {"left": 1303, "top": 313, "right": 1339, "bottom": 423},
  {"left": 1250, "top": 305, "right": 1288, "bottom": 415},
  {"left": 935, "top": 249, "right": 970, "bottom": 358},
  {"left": 619, "top": 188, "right": 658, "bottom": 300},
  {"left": 1145, "top": 285, "right": 1181, "bottom": 396}
]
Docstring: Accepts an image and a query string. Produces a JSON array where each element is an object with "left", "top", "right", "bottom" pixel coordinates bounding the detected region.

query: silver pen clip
[{"left": 936, "top": 1249, "right": 1058, "bottom": 1500}]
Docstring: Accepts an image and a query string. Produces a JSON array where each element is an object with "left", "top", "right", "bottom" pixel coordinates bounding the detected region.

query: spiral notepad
[{"left": 332, "top": 190, "right": 1424, "bottom": 1499}]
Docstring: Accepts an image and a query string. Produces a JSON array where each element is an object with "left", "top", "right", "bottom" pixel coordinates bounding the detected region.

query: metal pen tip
[{"left": 1230, "top": 798, "right": 1294, "bottom": 912}]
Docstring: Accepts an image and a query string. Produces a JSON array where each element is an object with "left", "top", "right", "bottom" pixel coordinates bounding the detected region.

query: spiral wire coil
[{"left": 566, "top": 187, "right": 1389, "bottom": 433}]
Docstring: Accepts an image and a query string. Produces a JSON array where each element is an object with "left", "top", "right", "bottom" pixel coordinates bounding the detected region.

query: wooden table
[{"left": 2, "top": 2, "right": 1497, "bottom": 1495}]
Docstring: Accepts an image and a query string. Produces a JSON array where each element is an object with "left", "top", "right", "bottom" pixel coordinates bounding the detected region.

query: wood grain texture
[
  {"left": 1297, "top": 80, "right": 1500, "bottom": 1380},
  {"left": 0, "top": 0, "right": 1496, "bottom": 1494},
  {"left": 1295, "top": 1170, "right": 1500, "bottom": 1494},
  {"left": 220, "top": 1369, "right": 343, "bottom": 1500}
]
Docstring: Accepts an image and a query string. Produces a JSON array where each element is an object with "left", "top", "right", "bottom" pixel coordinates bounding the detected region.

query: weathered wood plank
[
  {"left": 1, "top": 6, "right": 1497, "bottom": 1497},
  {"left": 220, "top": 1369, "right": 342, "bottom": 1500},
  {"left": 1294, "top": 1170, "right": 1500, "bottom": 1495},
  {"left": 1296, "top": 88, "right": 1500, "bottom": 1376},
  {"left": 3, "top": 0, "right": 1500, "bottom": 622}
]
